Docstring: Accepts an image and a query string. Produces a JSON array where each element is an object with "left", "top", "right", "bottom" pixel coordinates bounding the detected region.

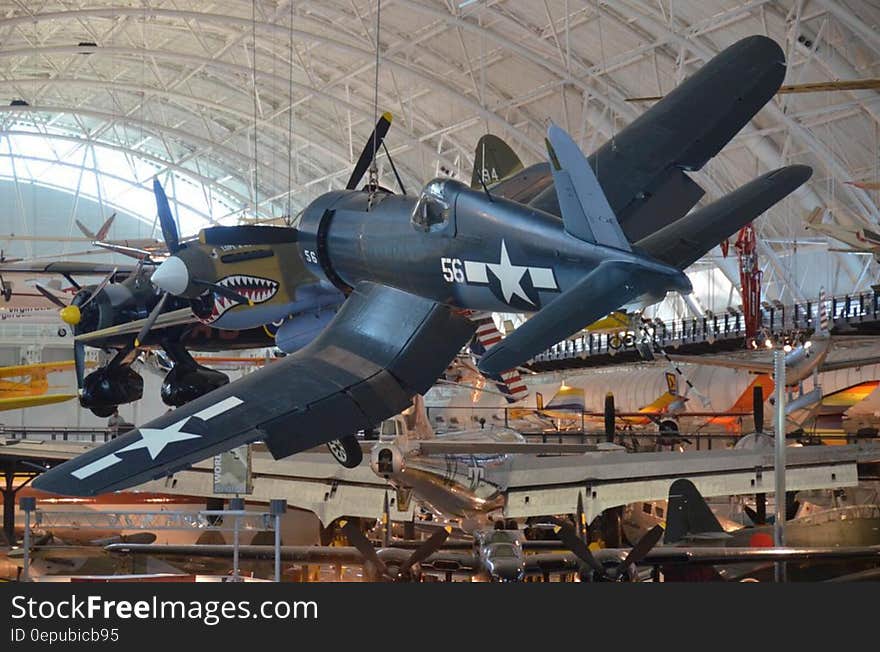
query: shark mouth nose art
[{"left": 202, "top": 275, "right": 279, "bottom": 323}]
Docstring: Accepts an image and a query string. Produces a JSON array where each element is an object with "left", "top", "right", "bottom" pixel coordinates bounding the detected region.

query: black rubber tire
[{"left": 327, "top": 435, "right": 363, "bottom": 468}]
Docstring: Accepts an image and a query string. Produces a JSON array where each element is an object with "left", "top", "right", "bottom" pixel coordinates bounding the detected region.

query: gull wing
[{"left": 34, "top": 282, "right": 475, "bottom": 496}]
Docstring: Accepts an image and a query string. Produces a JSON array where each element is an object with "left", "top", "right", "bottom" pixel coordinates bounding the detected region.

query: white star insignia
[
  {"left": 117, "top": 418, "right": 201, "bottom": 460},
  {"left": 486, "top": 240, "right": 535, "bottom": 306}
]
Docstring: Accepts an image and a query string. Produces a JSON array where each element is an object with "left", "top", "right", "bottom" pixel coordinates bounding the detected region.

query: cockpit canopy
[{"left": 411, "top": 178, "right": 464, "bottom": 232}]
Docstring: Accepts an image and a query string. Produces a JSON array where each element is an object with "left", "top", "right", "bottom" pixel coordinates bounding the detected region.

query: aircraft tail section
[
  {"left": 860, "top": 227, "right": 880, "bottom": 247},
  {"left": 470, "top": 134, "right": 524, "bottom": 190},
  {"left": 636, "top": 165, "right": 812, "bottom": 270},
  {"left": 75, "top": 220, "right": 96, "bottom": 240},
  {"left": 95, "top": 213, "right": 116, "bottom": 240},
  {"left": 545, "top": 124, "right": 631, "bottom": 251},
  {"left": 664, "top": 479, "right": 726, "bottom": 544},
  {"left": 804, "top": 207, "right": 824, "bottom": 226},
  {"left": 468, "top": 315, "right": 529, "bottom": 404}
]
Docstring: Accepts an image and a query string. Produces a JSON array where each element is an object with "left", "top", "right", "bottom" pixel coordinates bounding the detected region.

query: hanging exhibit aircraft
[
  {"left": 34, "top": 35, "right": 814, "bottom": 497},
  {"left": 803, "top": 206, "right": 880, "bottom": 262},
  {"left": 0, "top": 360, "right": 81, "bottom": 411},
  {"left": 7, "top": 262, "right": 282, "bottom": 417},
  {"left": 106, "top": 504, "right": 880, "bottom": 582},
  {"left": 74, "top": 213, "right": 163, "bottom": 260}
]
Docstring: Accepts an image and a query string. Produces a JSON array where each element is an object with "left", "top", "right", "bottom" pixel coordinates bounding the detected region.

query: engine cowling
[
  {"left": 370, "top": 443, "right": 405, "bottom": 478},
  {"left": 161, "top": 364, "right": 229, "bottom": 407},
  {"left": 295, "top": 190, "right": 353, "bottom": 291}
]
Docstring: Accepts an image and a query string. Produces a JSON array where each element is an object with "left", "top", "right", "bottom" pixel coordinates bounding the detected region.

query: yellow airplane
[{"left": 0, "top": 361, "right": 78, "bottom": 410}]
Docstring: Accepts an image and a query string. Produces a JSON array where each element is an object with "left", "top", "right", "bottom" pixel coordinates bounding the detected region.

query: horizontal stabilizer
[
  {"left": 96, "top": 214, "right": 116, "bottom": 240},
  {"left": 478, "top": 259, "right": 688, "bottom": 375},
  {"left": 74, "top": 219, "right": 95, "bottom": 240},
  {"left": 636, "top": 165, "right": 812, "bottom": 269},
  {"left": 861, "top": 227, "right": 880, "bottom": 246},
  {"left": 545, "top": 124, "right": 631, "bottom": 251}
]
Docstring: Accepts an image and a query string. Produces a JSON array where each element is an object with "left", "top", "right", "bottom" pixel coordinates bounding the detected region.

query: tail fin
[
  {"left": 663, "top": 479, "right": 726, "bottom": 544},
  {"left": 545, "top": 124, "right": 631, "bottom": 251},
  {"left": 400, "top": 394, "right": 435, "bottom": 441},
  {"left": 860, "top": 227, "right": 880, "bottom": 246},
  {"left": 75, "top": 220, "right": 96, "bottom": 240},
  {"left": 804, "top": 207, "right": 824, "bottom": 226},
  {"left": 468, "top": 315, "right": 529, "bottom": 404},
  {"left": 95, "top": 213, "right": 116, "bottom": 240},
  {"left": 471, "top": 134, "right": 524, "bottom": 190},
  {"left": 815, "top": 286, "right": 829, "bottom": 336},
  {"left": 665, "top": 371, "right": 678, "bottom": 396}
]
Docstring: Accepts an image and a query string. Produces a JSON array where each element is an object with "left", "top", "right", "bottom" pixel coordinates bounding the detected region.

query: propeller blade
[
  {"left": 192, "top": 279, "right": 250, "bottom": 306},
  {"left": 34, "top": 284, "right": 67, "bottom": 308},
  {"left": 398, "top": 526, "right": 452, "bottom": 577},
  {"left": 79, "top": 267, "right": 117, "bottom": 309},
  {"left": 552, "top": 519, "right": 604, "bottom": 577},
  {"left": 340, "top": 520, "right": 392, "bottom": 581},
  {"left": 753, "top": 384, "right": 764, "bottom": 434},
  {"left": 617, "top": 525, "right": 664, "bottom": 579},
  {"left": 604, "top": 392, "right": 616, "bottom": 442},
  {"left": 74, "top": 340, "right": 85, "bottom": 390},
  {"left": 345, "top": 112, "right": 392, "bottom": 190},
  {"left": 134, "top": 293, "right": 168, "bottom": 348},
  {"left": 153, "top": 178, "right": 180, "bottom": 253}
]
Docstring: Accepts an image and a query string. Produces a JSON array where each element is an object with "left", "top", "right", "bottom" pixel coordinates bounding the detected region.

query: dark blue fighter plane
[{"left": 35, "top": 35, "right": 812, "bottom": 496}]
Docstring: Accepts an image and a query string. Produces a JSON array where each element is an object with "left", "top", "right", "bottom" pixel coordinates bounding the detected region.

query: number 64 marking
[{"left": 441, "top": 257, "right": 465, "bottom": 283}]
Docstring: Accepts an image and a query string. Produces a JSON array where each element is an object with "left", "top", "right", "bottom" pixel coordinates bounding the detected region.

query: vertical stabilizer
[
  {"left": 95, "top": 213, "right": 116, "bottom": 240},
  {"left": 471, "top": 134, "right": 524, "bottom": 190},
  {"left": 545, "top": 124, "right": 631, "bottom": 251},
  {"left": 75, "top": 220, "right": 96, "bottom": 240},
  {"left": 664, "top": 479, "right": 726, "bottom": 544}
]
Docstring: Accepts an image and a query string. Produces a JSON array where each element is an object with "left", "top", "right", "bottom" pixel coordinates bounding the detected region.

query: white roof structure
[{"left": 1, "top": 1, "right": 879, "bottom": 316}]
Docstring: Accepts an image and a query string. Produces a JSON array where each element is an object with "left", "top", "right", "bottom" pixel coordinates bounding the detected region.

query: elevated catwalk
[{"left": 531, "top": 288, "right": 880, "bottom": 371}]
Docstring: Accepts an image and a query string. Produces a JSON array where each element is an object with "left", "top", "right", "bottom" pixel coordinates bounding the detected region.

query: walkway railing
[{"left": 531, "top": 288, "right": 880, "bottom": 368}]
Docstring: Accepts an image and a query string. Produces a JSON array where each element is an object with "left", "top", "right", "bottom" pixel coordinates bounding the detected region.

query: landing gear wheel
[{"left": 327, "top": 435, "right": 363, "bottom": 468}]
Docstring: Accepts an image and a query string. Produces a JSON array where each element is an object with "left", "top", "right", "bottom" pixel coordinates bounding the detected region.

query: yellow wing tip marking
[{"left": 381, "top": 111, "right": 393, "bottom": 123}]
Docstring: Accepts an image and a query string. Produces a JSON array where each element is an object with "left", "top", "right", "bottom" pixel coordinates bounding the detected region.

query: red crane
[{"left": 725, "top": 224, "right": 762, "bottom": 341}]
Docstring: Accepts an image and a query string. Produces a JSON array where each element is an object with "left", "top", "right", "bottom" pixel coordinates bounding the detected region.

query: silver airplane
[{"left": 366, "top": 396, "right": 867, "bottom": 531}]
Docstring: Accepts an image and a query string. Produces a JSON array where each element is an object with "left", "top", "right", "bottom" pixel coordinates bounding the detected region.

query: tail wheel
[{"left": 327, "top": 435, "right": 363, "bottom": 468}]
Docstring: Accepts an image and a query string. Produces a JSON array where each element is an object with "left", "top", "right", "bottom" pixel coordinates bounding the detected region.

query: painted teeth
[{"left": 207, "top": 275, "right": 279, "bottom": 322}]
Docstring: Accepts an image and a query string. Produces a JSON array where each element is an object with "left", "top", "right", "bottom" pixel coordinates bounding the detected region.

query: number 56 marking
[{"left": 441, "top": 257, "right": 465, "bottom": 283}]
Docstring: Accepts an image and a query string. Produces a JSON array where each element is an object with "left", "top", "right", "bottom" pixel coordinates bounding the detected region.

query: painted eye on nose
[{"left": 210, "top": 249, "right": 219, "bottom": 258}]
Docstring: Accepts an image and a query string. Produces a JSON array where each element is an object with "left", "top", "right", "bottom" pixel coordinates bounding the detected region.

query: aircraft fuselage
[{"left": 298, "top": 181, "right": 690, "bottom": 315}]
